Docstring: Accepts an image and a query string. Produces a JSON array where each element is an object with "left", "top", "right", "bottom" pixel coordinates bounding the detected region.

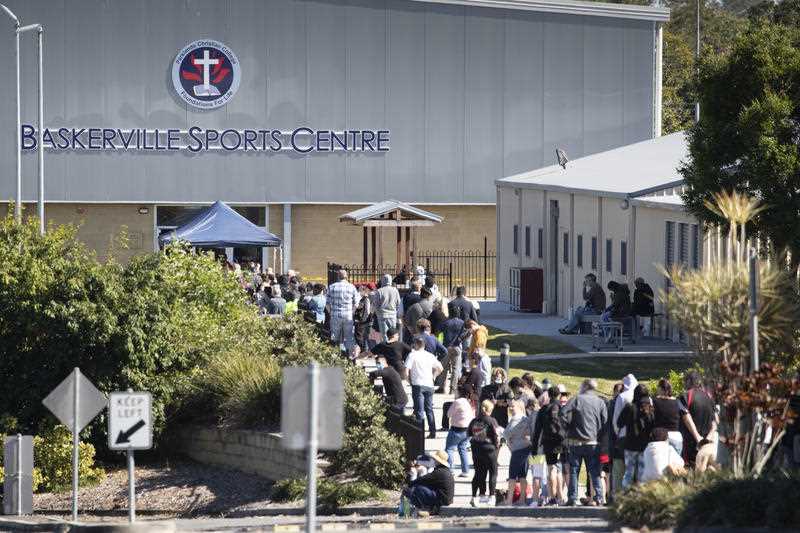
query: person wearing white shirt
[
  {"left": 404, "top": 335, "right": 443, "bottom": 439},
  {"left": 640, "top": 428, "right": 685, "bottom": 483}
]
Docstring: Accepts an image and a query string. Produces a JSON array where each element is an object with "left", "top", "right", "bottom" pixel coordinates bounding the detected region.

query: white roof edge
[
  {"left": 631, "top": 197, "right": 687, "bottom": 212},
  {"left": 410, "top": 0, "right": 670, "bottom": 22},
  {"left": 495, "top": 180, "right": 630, "bottom": 199}
]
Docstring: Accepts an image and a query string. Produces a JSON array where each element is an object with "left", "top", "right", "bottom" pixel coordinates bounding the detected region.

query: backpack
[{"left": 542, "top": 403, "right": 566, "bottom": 447}]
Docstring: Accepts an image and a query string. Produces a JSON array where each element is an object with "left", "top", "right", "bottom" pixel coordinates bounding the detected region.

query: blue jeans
[
  {"left": 404, "top": 484, "right": 439, "bottom": 510},
  {"left": 411, "top": 385, "right": 436, "bottom": 434},
  {"left": 565, "top": 305, "right": 594, "bottom": 332},
  {"left": 445, "top": 428, "right": 470, "bottom": 474},
  {"left": 568, "top": 444, "right": 602, "bottom": 504},
  {"left": 377, "top": 316, "right": 397, "bottom": 343},
  {"left": 622, "top": 450, "right": 645, "bottom": 488}
]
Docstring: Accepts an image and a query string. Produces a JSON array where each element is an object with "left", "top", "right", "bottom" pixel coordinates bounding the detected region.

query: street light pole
[{"left": 1, "top": 4, "right": 21, "bottom": 222}]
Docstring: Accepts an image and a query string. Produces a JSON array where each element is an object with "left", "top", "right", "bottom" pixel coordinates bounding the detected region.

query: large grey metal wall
[{"left": 0, "top": 0, "right": 655, "bottom": 204}]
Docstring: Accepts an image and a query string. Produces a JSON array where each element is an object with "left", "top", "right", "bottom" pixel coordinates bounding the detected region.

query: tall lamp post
[{"left": 0, "top": 3, "right": 44, "bottom": 234}]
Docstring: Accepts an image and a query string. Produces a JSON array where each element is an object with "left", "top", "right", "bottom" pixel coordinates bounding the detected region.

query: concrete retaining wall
[{"left": 178, "top": 427, "right": 306, "bottom": 481}]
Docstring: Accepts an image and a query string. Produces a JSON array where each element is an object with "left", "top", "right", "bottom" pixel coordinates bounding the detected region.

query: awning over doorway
[
  {"left": 159, "top": 201, "right": 281, "bottom": 248},
  {"left": 338, "top": 200, "right": 443, "bottom": 268}
]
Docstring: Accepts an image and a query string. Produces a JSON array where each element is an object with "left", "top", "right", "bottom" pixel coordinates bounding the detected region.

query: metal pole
[
  {"left": 127, "top": 450, "right": 135, "bottom": 523},
  {"left": 694, "top": 0, "right": 701, "bottom": 123},
  {"left": 305, "top": 361, "right": 319, "bottom": 533},
  {"left": 17, "top": 433, "right": 22, "bottom": 516},
  {"left": 15, "top": 27, "right": 21, "bottom": 221},
  {"left": 749, "top": 254, "right": 759, "bottom": 373},
  {"left": 72, "top": 367, "right": 80, "bottom": 522},
  {"left": 37, "top": 27, "right": 44, "bottom": 235}
]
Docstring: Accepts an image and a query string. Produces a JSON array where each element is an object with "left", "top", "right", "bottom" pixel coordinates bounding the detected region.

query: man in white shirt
[
  {"left": 404, "top": 335, "right": 443, "bottom": 439},
  {"left": 641, "top": 428, "right": 685, "bottom": 483}
]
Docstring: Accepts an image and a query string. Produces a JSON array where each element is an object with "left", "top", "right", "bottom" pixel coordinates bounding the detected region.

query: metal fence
[{"left": 327, "top": 238, "right": 496, "bottom": 299}]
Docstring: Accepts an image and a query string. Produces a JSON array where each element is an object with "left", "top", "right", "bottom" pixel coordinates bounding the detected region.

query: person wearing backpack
[
  {"left": 619, "top": 384, "right": 655, "bottom": 487},
  {"left": 532, "top": 385, "right": 567, "bottom": 506}
]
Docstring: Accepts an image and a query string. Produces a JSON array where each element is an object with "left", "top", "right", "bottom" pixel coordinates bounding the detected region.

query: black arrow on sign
[{"left": 116, "top": 419, "right": 146, "bottom": 444}]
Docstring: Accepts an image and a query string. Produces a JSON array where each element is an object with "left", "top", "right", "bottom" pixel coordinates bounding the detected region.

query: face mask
[
  {"left": 376, "top": 362, "right": 384, "bottom": 370},
  {"left": 494, "top": 377, "right": 503, "bottom": 384}
]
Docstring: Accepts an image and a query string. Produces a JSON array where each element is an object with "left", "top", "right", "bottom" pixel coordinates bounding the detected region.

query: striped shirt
[{"left": 327, "top": 280, "right": 359, "bottom": 319}]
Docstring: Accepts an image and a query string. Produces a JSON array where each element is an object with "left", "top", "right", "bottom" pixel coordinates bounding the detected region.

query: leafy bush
[
  {"left": 678, "top": 472, "right": 800, "bottom": 529},
  {"left": 610, "top": 475, "right": 697, "bottom": 529},
  {"left": 271, "top": 478, "right": 384, "bottom": 511},
  {"left": 0, "top": 426, "right": 103, "bottom": 493}
]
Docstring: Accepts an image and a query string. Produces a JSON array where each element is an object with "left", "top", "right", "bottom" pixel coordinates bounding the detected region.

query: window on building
[
  {"left": 563, "top": 233, "right": 569, "bottom": 264},
  {"left": 513, "top": 225, "right": 518, "bottom": 255},
  {"left": 537, "top": 228, "right": 543, "bottom": 259},
  {"left": 665, "top": 221, "right": 675, "bottom": 267},
  {"left": 591, "top": 237, "right": 598, "bottom": 270},
  {"left": 620, "top": 241, "right": 627, "bottom": 276},
  {"left": 679, "top": 223, "right": 689, "bottom": 265},
  {"left": 577, "top": 235, "right": 583, "bottom": 268},
  {"left": 691, "top": 224, "right": 700, "bottom": 269},
  {"left": 606, "top": 239, "right": 612, "bottom": 273},
  {"left": 525, "top": 226, "right": 531, "bottom": 257}
]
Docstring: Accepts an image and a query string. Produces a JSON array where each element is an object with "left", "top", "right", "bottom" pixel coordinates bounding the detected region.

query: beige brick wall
[
  {"left": 290, "top": 204, "right": 496, "bottom": 280},
  {"left": 179, "top": 427, "right": 307, "bottom": 481}
]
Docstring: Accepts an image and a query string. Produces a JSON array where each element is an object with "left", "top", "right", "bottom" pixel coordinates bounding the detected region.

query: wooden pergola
[{"left": 339, "top": 200, "right": 444, "bottom": 269}]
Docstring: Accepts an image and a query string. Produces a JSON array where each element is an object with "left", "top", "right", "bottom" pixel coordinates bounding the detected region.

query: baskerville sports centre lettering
[{"left": 21, "top": 126, "right": 390, "bottom": 154}]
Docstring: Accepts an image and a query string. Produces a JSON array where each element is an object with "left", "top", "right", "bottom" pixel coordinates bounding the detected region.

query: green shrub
[
  {"left": 0, "top": 426, "right": 103, "bottom": 493},
  {"left": 610, "top": 470, "right": 725, "bottom": 529},
  {"left": 678, "top": 472, "right": 800, "bottom": 529},
  {"left": 271, "top": 478, "right": 384, "bottom": 511}
]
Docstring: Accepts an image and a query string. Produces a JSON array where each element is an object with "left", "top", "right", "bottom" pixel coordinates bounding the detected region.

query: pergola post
[
  {"left": 371, "top": 227, "right": 377, "bottom": 269},
  {"left": 405, "top": 227, "right": 411, "bottom": 269},
  {"left": 363, "top": 226, "right": 368, "bottom": 269}
]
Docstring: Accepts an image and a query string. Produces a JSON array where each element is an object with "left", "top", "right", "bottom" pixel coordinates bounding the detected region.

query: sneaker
[
  {"left": 427, "top": 432, "right": 436, "bottom": 439},
  {"left": 458, "top": 472, "right": 470, "bottom": 478},
  {"left": 527, "top": 500, "right": 539, "bottom": 507},
  {"left": 470, "top": 497, "right": 477, "bottom": 507},
  {"left": 564, "top": 500, "right": 577, "bottom": 507},
  {"left": 546, "top": 498, "right": 559, "bottom": 507},
  {"left": 479, "top": 496, "right": 490, "bottom": 506},
  {"left": 416, "top": 510, "right": 430, "bottom": 517}
]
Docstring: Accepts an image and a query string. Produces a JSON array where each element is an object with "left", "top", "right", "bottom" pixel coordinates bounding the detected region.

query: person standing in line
[
  {"left": 480, "top": 368, "right": 514, "bottom": 428},
  {"left": 450, "top": 286, "right": 478, "bottom": 323},
  {"left": 405, "top": 287, "right": 434, "bottom": 337},
  {"left": 466, "top": 319, "right": 490, "bottom": 387},
  {"left": 445, "top": 386, "right": 475, "bottom": 478},
  {"left": 371, "top": 327, "right": 411, "bottom": 376},
  {"left": 374, "top": 274, "right": 401, "bottom": 342},
  {"left": 352, "top": 284, "right": 373, "bottom": 359},
  {"left": 267, "top": 285, "right": 287, "bottom": 315},
  {"left": 619, "top": 384, "right": 654, "bottom": 487},
  {"left": 532, "top": 385, "right": 567, "bottom": 506},
  {"left": 441, "top": 303, "right": 466, "bottom": 394},
  {"left": 612, "top": 374, "right": 637, "bottom": 488},
  {"left": 468, "top": 399, "right": 500, "bottom": 507},
  {"left": 404, "top": 336, "right": 443, "bottom": 439},
  {"left": 503, "top": 399, "right": 534, "bottom": 506},
  {"left": 369, "top": 356, "right": 408, "bottom": 415},
  {"left": 559, "top": 379, "right": 608, "bottom": 507},
  {"left": 653, "top": 378, "right": 685, "bottom": 455},
  {"left": 308, "top": 283, "right": 327, "bottom": 324},
  {"left": 327, "top": 269, "right": 360, "bottom": 355},
  {"left": 401, "top": 277, "right": 423, "bottom": 340},
  {"left": 606, "top": 382, "right": 625, "bottom": 502},
  {"left": 679, "top": 371, "right": 717, "bottom": 469}
]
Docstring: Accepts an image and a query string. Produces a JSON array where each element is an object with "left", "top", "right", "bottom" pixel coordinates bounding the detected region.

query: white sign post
[
  {"left": 281, "top": 363, "right": 344, "bottom": 533},
  {"left": 108, "top": 390, "right": 152, "bottom": 523},
  {"left": 42, "top": 368, "right": 107, "bottom": 522}
]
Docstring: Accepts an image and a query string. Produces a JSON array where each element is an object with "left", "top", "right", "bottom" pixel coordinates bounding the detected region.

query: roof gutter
[{"left": 410, "top": 0, "right": 670, "bottom": 22}]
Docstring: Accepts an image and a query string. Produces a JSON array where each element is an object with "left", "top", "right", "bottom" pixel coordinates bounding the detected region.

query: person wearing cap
[
  {"left": 559, "top": 379, "right": 608, "bottom": 506},
  {"left": 402, "top": 450, "right": 454, "bottom": 515},
  {"left": 404, "top": 335, "right": 443, "bottom": 439},
  {"left": 374, "top": 274, "right": 401, "bottom": 342}
]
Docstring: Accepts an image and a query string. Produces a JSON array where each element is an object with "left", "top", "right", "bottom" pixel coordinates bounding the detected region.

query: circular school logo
[{"left": 172, "top": 39, "right": 241, "bottom": 109}]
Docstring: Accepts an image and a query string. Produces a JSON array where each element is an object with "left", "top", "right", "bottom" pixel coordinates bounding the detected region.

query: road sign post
[
  {"left": 108, "top": 390, "right": 152, "bottom": 523},
  {"left": 281, "top": 363, "right": 343, "bottom": 533},
  {"left": 42, "top": 368, "right": 107, "bottom": 522}
]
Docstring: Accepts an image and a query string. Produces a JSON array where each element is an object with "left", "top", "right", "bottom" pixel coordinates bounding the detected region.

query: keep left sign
[{"left": 108, "top": 392, "right": 152, "bottom": 451}]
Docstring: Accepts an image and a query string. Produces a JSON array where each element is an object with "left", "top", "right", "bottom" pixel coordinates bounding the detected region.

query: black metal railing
[{"left": 413, "top": 238, "right": 496, "bottom": 299}]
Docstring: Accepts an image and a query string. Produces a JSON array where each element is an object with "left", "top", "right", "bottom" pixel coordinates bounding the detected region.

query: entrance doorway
[{"left": 549, "top": 200, "right": 559, "bottom": 315}]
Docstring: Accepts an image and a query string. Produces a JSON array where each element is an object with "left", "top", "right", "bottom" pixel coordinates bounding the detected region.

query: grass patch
[
  {"left": 271, "top": 478, "right": 385, "bottom": 511},
  {"left": 486, "top": 325, "right": 578, "bottom": 356},
  {"left": 508, "top": 356, "right": 693, "bottom": 396}
]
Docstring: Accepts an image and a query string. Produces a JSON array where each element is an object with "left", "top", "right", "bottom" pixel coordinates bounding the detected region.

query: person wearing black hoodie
[
  {"left": 403, "top": 450, "right": 454, "bottom": 515},
  {"left": 619, "top": 384, "right": 654, "bottom": 487}
]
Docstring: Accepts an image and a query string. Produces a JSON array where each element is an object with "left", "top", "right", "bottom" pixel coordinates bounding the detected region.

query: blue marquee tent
[{"left": 159, "top": 201, "right": 281, "bottom": 248}]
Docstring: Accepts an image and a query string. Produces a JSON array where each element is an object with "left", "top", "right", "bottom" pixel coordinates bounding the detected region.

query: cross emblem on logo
[{"left": 192, "top": 50, "right": 221, "bottom": 97}]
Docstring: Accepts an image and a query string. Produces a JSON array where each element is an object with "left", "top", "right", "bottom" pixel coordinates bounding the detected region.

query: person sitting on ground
[
  {"left": 480, "top": 368, "right": 514, "bottom": 428},
  {"left": 504, "top": 399, "right": 535, "bottom": 506},
  {"left": 369, "top": 356, "right": 408, "bottom": 415},
  {"left": 640, "top": 427, "right": 686, "bottom": 482},
  {"left": 559, "top": 273, "right": 606, "bottom": 334},
  {"left": 402, "top": 450, "right": 454, "bottom": 516},
  {"left": 371, "top": 327, "right": 411, "bottom": 375}
]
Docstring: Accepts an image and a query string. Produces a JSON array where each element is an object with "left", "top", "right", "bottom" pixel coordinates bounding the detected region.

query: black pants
[{"left": 471, "top": 445, "right": 498, "bottom": 497}]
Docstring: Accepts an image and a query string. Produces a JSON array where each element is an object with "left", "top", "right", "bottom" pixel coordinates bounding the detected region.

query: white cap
[{"left": 557, "top": 384, "right": 567, "bottom": 394}]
